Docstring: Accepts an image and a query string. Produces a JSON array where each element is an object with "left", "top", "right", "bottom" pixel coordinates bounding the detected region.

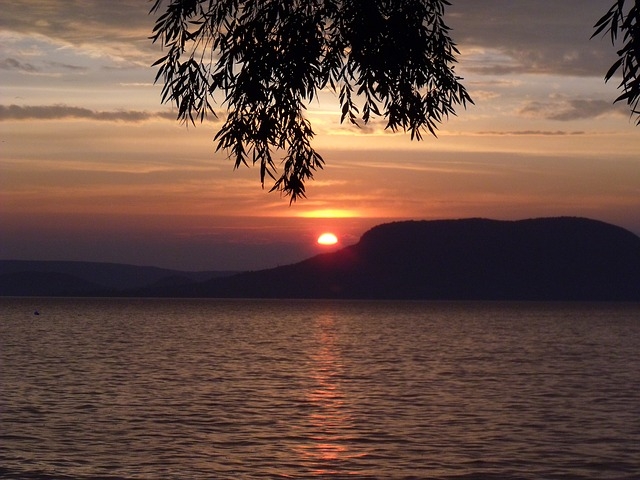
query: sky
[{"left": 1, "top": 0, "right": 639, "bottom": 271}]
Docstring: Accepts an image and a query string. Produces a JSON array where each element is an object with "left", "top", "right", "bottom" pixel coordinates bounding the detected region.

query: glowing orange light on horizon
[
  {"left": 298, "top": 209, "right": 358, "bottom": 218},
  {"left": 317, "top": 233, "right": 338, "bottom": 245}
]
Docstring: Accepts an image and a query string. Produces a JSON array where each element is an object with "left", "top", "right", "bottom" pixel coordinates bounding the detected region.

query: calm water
[{"left": 1, "top": 298, "right": 639, "bottom": 480}]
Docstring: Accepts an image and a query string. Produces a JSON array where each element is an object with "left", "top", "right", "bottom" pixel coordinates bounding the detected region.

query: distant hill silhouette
[
  {"left": 2, "top": 218, "right": 639, "bottom": 300},
  {"left": 0, "top": 260, "right": 237, "bottom": 297},
  {"left": 0, "top": 270, "right": 110, "bottom": 297},
  {"left": 143, "top": 217, "right": 640, "bottom": 300}
]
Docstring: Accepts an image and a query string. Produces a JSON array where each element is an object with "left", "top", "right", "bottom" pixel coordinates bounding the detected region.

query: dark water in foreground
[{"left": 1, "top": 298, "right": 639, "bottom": 480}]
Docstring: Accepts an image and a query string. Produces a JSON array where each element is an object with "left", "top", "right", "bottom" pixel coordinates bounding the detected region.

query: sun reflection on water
[{"left": 294, "top": 313, "right": 366, "bottom": 475}]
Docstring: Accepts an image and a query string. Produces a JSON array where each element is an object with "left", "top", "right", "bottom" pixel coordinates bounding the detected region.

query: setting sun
[{"left": 317, "top": 233, "right": 338, "bottom": 245}]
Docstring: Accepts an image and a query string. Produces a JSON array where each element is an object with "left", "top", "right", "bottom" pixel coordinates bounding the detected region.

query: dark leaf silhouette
[
  {"left": 150, "top": 0, "right": 472, "bottom": 200},
  {"left": 593, "top": 0, "right": 640, "bottom": 125}
]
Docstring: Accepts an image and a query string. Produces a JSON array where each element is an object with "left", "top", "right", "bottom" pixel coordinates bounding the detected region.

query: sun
[{"left": 317, "top": 232, "right": 338, "bottom": 246}]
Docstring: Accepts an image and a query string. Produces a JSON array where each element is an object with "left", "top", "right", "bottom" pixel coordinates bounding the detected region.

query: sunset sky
[{"left": 1, "top": 0, "right": 639, "bottom": 271}]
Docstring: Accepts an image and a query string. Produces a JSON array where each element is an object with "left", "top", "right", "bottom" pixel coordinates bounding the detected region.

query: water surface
[{"left": 1, "top": 298, "right": 639, "bottom": 479}]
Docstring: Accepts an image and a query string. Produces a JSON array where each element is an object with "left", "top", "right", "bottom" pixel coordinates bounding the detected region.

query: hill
[
  {"left": 146, "top": 217, "right": 640, "bottom": 300},
  {"left": 3, "top": 218, "right": 639, "bottom": 300},
  {"left": 0, "top": 260, "right": 237, "bottom": 297}
]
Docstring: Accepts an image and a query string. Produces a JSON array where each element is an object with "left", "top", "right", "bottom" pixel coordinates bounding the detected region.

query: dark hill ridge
[
  {"left": 157, "top": 217, "right": 640, "bottom": 300},
  {"left": 0, "top": 271, "right": 109, "bottom": 297},
  {"left": 0, "top": 260, "right": 237, "bottom": 297},
  {"left": 3, "top": 217, "right": 639, "bottom": 300}
]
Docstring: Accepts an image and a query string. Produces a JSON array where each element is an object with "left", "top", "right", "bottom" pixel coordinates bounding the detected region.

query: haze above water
[{"left": 1, "top": 298, "right": 639, "bottom": 479}]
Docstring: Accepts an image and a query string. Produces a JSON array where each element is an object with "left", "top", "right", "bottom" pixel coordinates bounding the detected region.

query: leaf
[
  {"left": 605, "top": 57, "right": 624, "bottom": 82},
  {"left": 150, "top": 0, "right": 473, "bottom": 199}
]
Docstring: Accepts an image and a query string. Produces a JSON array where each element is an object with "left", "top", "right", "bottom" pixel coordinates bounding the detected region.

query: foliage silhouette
[
  {"left": 150, "top": 1, "right": 639, "bottom": 201},
  {"left": 593, "top": 0, "right": 640, "bottom": 125},
  {"left": 150, "top": 0, "right": 472, "bottom": 200}
]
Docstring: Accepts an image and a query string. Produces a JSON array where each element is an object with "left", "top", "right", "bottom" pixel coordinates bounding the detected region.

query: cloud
[
  {"left": 0, "top": 56, "right": 88, "bottom": 75},
  {"left": 519, "top": 98, "right": 626, "bottom": 121},
  {"left": 0, "top": 1, "right": 158, "bottom": 66},
  {"left": 447, "top": 0, "right": 615, "bottom": 77},
  {"left": 468, "top": 90, "right": 501, "bottom": 101},
  {"left": 46, "top": 60, "right": 87, "bottom": 72},
  {"left": 0, "top": 1, "right": 152, "bottom": 41},
  {"left": 2, "top": 1, "right": 618, "bottom": 79},
  {"left": 0, "top": 104, "right": 176, "bottom": 122},
  {"left": 476, "top": 130, "right": 585, "bottom": 136},
  {"left": 0, "top": 57, "right": 38, "bottom": 73}
]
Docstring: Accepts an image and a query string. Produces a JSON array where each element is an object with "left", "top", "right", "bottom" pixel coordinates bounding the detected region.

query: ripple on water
[{"left": 1, "top": 298, "right": 639, "bottom": 479}]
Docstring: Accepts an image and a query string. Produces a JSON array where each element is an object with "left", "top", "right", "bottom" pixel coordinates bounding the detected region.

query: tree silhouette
[
  {"left": 594, "top": 0, "right": 640, "bottom": 125},
  {"left": 150, "top": 0, "right": 472, "bottom": 200},
  {"left": 150, "top": 1, "right": 638, "bottom": 201}
]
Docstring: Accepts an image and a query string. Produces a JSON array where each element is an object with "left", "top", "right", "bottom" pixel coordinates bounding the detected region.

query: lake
[{"left": 1, "top": 298, "right": 639, "bottom": 479}]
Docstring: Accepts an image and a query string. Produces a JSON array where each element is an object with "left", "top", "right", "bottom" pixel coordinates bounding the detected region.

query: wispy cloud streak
[
  {"left": 519, "top": 99, "right": 627, "bottom": 121},
  {"left": 0, "top": 104, "right": 176, "bottom": 122},
  {"left": 476, "top": 130, "right": 585, "bottom": 136},
  {"left": 0, "top": 58, "right": 38, "bottom": 73}
]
